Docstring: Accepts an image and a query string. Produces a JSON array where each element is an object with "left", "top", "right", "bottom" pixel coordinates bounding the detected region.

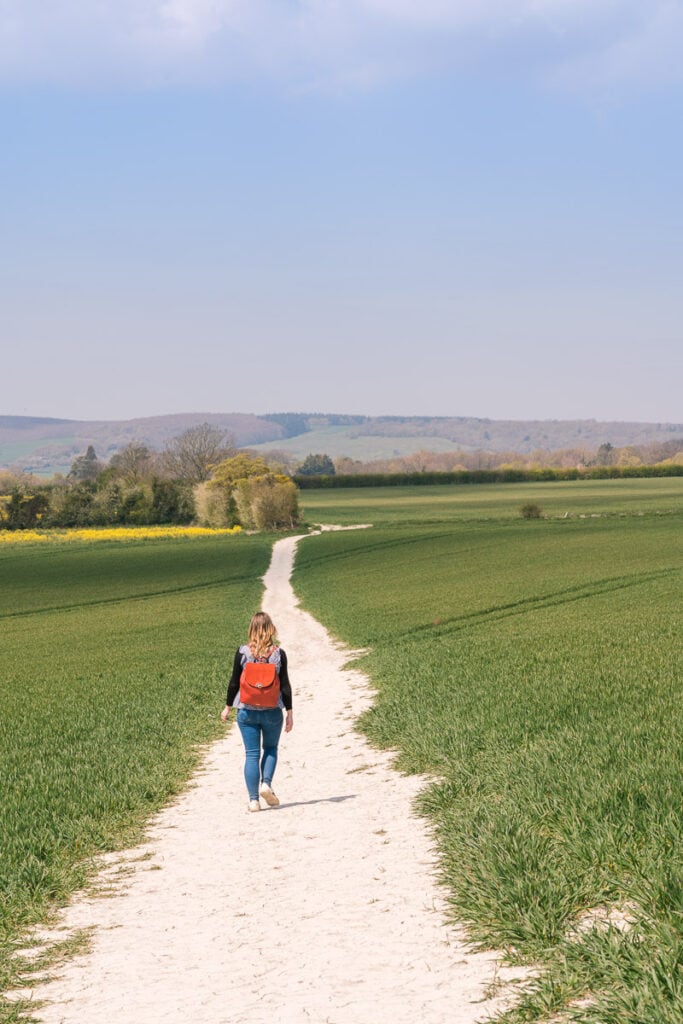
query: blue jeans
[{"left": 236, "top": 707, "right": 284, "bottom": 800}]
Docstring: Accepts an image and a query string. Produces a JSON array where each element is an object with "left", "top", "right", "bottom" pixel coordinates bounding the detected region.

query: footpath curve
[{"left": 18, "top": 534, "right": 512, "bottom": 1024}]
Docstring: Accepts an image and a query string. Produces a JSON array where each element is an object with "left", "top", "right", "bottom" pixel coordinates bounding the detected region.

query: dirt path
[{"left": 15, "top": 534, "right": 514, "bottom": 1024}]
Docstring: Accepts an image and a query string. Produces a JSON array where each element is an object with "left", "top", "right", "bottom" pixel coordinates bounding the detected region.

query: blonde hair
[{"left": 248, "top": 611, "right": 278, "bottom": 659}]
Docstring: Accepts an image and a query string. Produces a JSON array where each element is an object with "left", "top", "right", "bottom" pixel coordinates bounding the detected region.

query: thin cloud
[
  {"left": 0, "top": 1, "right": 681, "bottom": 93},
  {"left": 549, "top": 2, "right": 683, "bottom": 95}
]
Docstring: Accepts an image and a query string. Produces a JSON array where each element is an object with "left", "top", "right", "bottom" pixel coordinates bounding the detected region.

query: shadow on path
[{"left": 276, "top": 794, "right": 358, "bottom": 810}]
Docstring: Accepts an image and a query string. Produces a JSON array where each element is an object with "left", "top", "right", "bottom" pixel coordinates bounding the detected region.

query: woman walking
[{"left": 221, "top": 612, "right": 293, "bottom": 811}]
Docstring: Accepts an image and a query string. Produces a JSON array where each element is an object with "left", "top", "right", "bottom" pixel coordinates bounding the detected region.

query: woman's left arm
[{"left": 222, "top": 649, "right": 243, "bottom": 720}]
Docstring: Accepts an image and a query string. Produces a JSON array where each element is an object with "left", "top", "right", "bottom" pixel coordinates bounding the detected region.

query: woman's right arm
[{"left": 280, "top": 649, "right": 294, "bottom": 732}]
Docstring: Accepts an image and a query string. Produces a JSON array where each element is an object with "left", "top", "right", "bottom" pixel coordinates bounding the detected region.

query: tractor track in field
[{"left": 0, "top": 575, "right": 256, "bottom": 621}]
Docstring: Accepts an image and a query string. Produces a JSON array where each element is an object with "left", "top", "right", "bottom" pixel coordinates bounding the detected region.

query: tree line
[
  {"left": 2, "top": 428, "right": 680, "bottom": 530},
  {"left": 294, "top": 463, "right": 683, "bottom": 489},
  {"left": 327, "top": 438, "right": 683, "bottom": 475},
  {"left": 0, "top": 425, "right": 300, "bottom": 532}
]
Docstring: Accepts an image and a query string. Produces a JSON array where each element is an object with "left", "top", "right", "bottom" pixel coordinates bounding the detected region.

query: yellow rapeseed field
[{"left": 0, "top": 525, "right": 242, "bottom": 545}]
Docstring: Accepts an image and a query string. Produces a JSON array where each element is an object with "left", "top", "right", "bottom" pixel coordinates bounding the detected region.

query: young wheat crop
[
  {"left": 0, "top": 535, "right": 271, "bottom": 1017},
  {"left": 294, "top": 480, "right": 683, "bottom": 1023}
]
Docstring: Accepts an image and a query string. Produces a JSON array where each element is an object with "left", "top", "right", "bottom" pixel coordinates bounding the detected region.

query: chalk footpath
[{"left": 17, "top": 534, "right": 513, "bottom": 1024}]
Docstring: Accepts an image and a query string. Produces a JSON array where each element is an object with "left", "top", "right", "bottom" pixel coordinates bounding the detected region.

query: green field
[
  {"left": 0, "top": 436, "right": 79, "bottom": 477},
  {"left": 2, "top": 480, "right": 681, "bottom": 1022},
  {"left": 249, "top": 424, "right": 468, "bottom": 461},
  {"left": 0, "top": 535, "right": 272, "bottom": 1015},
  {"left": 295, "top": 480, "right": 683, "bottom": 1022},
  {"left": 300, "top": 476, "right": 683, "bottom": 526}
]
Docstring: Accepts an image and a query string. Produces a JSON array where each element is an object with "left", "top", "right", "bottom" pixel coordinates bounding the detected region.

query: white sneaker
[
  {"left": 248, "top": 799, "right": 261, "bottom": 812},
  {"left": 259, "top": 783, "right": 280, "bottom": 807}
]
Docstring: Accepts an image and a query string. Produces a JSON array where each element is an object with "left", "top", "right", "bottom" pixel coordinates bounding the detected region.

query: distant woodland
[
  {"left": 1, "top": 412, "right": 681, "bottom": 477},
  {"left": 1, "top": 416, "right": 681, "bottom": 532}
]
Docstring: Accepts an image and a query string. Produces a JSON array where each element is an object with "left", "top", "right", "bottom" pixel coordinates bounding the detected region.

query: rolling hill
[{"left": 1, "top": 412, "right": 681, "bottom": 476}]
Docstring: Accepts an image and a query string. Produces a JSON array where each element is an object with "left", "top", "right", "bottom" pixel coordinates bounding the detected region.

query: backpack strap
[{"left": 242, "top": 643, "right": 281, "bottom": 670}]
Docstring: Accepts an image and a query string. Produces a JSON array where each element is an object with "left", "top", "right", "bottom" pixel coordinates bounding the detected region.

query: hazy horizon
[{"left": 4, "top": 410, "right": 682, "bottom": 432}]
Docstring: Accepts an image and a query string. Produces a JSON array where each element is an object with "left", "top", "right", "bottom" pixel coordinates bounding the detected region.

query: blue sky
[{"left": 1, "top": 1, "right": 682, "bottom": 423}]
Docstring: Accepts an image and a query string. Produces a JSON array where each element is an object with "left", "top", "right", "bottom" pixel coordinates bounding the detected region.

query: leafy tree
[
  {"left": 616, "top": 447, "right": 643, "bottom": 468},
  {"left": 199, "top": 451, "right": 300, "bottom": 531},
  {"left": 234, "top": 476, "right": 300, "bottom": 531},
  {"left": 210, "top": 453, "right": 270, "bottom": 488},
  {"left": 50, "top": 484, "right": 97, "bottom": 527},
  {"left": 297, "top": 453, "right": 335, "bottom": 476},
  {"left": 151, "top": 479, "right": 194, "bottom": 524},
  {"left": 4, "top": 489, "right": 49, "bottom": 529},
  {"left": 91, "top": 481, "right": 126, "bottom": 524},
  {"left": 162, "top": 424, "right": 235, "bottom": 484},
  {"left": 68, "top": 445, "right": 103, "bottom": 482},
  {"left": 194, "top": 482, "right": 238, "bottom": 528},
  {"left": 596, "top": 443, "right": 615, "bottom": 467},
  {"left": 195, "top": 452, "right": 272, "bottom": 527}
]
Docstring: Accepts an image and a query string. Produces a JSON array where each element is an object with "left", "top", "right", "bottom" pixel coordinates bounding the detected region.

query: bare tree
[
  {"left": 109, "top": 442, "right": 152, "bottom": 483},
  {"left": 162, "top": 424, "right": 235, "bottom": 484},
  {"left": 0, "top": 469, "right": 38, "bottom": 492}
]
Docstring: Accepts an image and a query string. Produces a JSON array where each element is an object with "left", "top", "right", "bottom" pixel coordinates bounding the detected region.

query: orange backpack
[{"left": 240, "top": 658, "right": 281, "bottom": 708}]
